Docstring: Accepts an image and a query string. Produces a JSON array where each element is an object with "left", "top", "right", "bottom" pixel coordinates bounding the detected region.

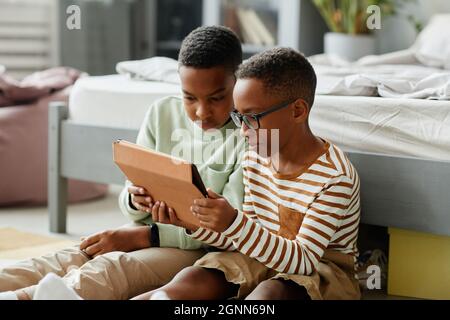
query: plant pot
[{"left": 324, "top": 32, "right": 376, "bottom": 61}]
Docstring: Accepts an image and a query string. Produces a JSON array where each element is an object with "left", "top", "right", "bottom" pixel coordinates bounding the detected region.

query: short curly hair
[
  {"left": 178, "top": 25, "right": 242, "bottom": 72},
  {"left": 236, "top": 47, "right": 317, "bottom": 108}
]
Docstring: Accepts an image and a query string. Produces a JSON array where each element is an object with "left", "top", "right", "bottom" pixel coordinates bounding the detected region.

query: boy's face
[
  {"left": 233, "top": 78, "right": 306, "bottom": 156},
  {"left": 179, "top": 65, "right": 236, "bottom": 130}
]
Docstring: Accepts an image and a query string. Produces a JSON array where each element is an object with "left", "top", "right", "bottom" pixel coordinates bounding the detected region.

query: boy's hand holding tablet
[
  {"left": 113, "top": 140, "right": 207, "bottom": 232},
  {"left": 191, "top": 188, "right": 237, "bottom": 233}
]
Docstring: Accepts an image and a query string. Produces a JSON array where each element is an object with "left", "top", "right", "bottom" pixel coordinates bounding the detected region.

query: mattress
[
  {"left": 68, "top": 74, "right": 450, "bottom": 160},
  {"left": 69, "top": 75, "right": 180, "bottom": 129}
]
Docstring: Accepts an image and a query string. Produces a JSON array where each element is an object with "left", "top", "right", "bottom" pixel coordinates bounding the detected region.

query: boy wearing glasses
[{"left": 135, "top": 47, "right": 361, "bottom": 300}]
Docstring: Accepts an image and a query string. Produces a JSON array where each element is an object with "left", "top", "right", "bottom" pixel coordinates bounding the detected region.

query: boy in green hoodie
[{"left": 0, "top": 25, "right": 245, "bottom": 300}]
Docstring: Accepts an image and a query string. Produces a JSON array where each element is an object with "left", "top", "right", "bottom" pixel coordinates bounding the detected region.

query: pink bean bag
[{"left": 0, "top": 69, "right": 107, "bottom": 206}]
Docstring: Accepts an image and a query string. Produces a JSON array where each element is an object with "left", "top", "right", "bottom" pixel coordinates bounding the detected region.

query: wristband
[
  {"left": 149, "top": 223, "right": 160, "bottom": 247},
  {"left": 128, "top": 193, "right": 138, "bottom": 210}
]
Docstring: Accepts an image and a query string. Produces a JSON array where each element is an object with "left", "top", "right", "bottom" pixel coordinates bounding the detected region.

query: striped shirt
[{"left": 189, "top": 141, "right": 360, "bottom": 276}]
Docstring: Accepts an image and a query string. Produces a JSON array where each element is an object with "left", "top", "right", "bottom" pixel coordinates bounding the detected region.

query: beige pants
[{"left": 0, "top": 246, "right": 205, "bottom": 299}]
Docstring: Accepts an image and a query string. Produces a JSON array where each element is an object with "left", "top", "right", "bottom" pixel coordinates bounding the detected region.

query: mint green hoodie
[{"left": 118, "top": 96, "right": 245, "bottom": 250}]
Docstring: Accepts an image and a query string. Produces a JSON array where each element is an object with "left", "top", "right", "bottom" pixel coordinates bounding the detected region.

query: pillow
[
  {"left": 413, "top": 14, "right": 450, "bottom": 69},
  {"left": 116, "top": 57, "right": 180, "bottom": 84}
]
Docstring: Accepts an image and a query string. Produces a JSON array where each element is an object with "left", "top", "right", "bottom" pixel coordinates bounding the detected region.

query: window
[{"left": 0, "top": 0, "right": 58, "bottom": 79}]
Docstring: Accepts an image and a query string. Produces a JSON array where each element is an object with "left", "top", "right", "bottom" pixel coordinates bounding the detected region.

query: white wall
[{"left": 376, "top": 0, "right": 450, "bottom": 53}]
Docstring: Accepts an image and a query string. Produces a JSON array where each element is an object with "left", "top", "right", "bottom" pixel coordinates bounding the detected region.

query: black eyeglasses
[{"left": 230, "top": 99, "right": 297, "bottom": 130}]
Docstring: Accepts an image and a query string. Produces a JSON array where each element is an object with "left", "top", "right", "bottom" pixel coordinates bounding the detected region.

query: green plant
[
  {"left": 407, "top": 15, "right": 424, "bottom": 33},
  {"left": 312, "top": 0, "right": 414, "bottom": 34}
]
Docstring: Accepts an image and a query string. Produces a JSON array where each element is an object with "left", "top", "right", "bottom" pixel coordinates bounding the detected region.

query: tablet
[{"left": 113, "top": 140, "right": 206, "bottom": 228}]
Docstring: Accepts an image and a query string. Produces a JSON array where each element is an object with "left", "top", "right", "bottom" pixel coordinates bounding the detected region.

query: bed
[
  {"left": 68, "top": 75, "right": 450, "bottom": 159},
  {"left": 47, "top": 73, "right": 450, "bottom": 237}
]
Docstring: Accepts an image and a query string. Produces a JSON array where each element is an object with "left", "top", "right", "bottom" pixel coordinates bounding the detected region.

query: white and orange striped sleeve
[
  {"left": 221, "top": 175, "right": 354, "bottom": 275},
  {"left": 187, "top": 227, "right": 236, "bottom": 251},
  {"left": 241, "top": 166, "right": 263, "bottom": 224},
  {"left": 187, "top": 170, "right": 259, "bottom": 251}
]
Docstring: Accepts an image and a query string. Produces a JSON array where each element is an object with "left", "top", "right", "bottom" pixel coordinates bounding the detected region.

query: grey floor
[
  {"left": 0, "top": 185, "right": 128, "bottom": 241},
  {"left": 0, "top": 184, "right": 416, "bottom": 300}
]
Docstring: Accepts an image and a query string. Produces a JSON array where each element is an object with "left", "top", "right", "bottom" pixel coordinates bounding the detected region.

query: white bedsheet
[
  {"left": 69, "top": 74, "right": 450, "bottom": 160},
  {"left": 310, "top": 95, "right": 450, "bottom": 160},
  {"left": 69, "top": 75, "right": 180, "bottom": 128},
  {"left": 114, "top": 54, "right": 450, "bottom": 100},
  {"left": 309, "top": 14, "right": 450, "bottom": 100},
  {"left": 311, "top": 60, "right": 450, "bottom": 100}
]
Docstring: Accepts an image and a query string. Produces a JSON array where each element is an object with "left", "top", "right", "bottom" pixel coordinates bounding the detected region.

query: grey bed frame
[{"left": 48, "top": 102, "right": 450, "bottom": 237}]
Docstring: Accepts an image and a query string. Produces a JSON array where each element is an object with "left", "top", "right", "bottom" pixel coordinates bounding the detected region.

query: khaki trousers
[{"left": 0, "top": 246, "right": 205, "bottom": 299}]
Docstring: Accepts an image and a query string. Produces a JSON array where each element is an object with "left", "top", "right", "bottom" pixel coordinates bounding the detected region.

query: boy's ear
[{"left": 292, "top": 99, "right": 309, "bottom": 123}]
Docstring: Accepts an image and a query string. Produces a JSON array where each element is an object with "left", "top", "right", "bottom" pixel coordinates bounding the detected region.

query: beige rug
[{"left": 0, "top": 227, "right": 76, "bottom": 261}]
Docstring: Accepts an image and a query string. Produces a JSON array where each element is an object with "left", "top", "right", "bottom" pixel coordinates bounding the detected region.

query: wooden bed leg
[{"left": 48, "top": 102, "right": 69, "bottom": 233}]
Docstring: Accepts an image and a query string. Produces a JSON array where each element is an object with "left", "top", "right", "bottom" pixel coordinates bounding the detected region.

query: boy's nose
[
  {"left": 239, "top": 122, "right": 249, "bottom": 137},
  {"left": 196, "top": 104, "right": 212, "bottom": 120}
]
